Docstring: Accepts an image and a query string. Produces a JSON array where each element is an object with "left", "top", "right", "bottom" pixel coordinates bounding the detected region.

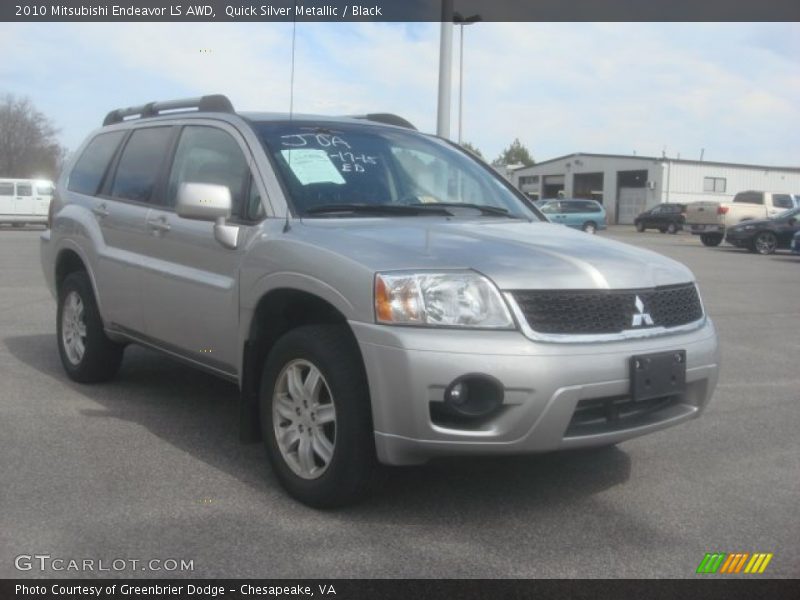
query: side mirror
[{"left": 175, "top": 182, "right": 239, "bottom": 249}]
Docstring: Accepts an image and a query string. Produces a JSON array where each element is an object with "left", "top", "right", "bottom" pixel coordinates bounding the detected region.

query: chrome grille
[{"left": 511, "top": 283, "right": 703, "bottom": 335}]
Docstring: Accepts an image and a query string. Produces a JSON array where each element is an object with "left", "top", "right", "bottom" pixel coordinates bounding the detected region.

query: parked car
[
  {"left": 538, "top": 198, "right": 607, "bottom": 233},
  {"left": 685, "top": 191, "right": 800, "bottom": 247},
  {"left": 792, "top": 230, "right": 800, "bottom": 255},
  {"left": 0, "top": 178, "right": 53, "bottom": 226},
  {"left": 633, "top": 203, "right": 687, "bottom": 234},
  {"left": 725, "top": 207, "right": 800, "bottom": 255},
  {"left": 41, "top": 95, "right": 719, "bottom": 507}
]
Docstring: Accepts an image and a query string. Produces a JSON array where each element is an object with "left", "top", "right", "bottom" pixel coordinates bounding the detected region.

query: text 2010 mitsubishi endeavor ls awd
[{"left": 41, "top": 95, "right": 720, "bottom": 507}]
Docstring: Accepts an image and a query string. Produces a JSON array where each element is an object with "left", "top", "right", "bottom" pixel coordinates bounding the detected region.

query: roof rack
[
  {"left": 350, "top": 113, "right": 417, "bottom": 130},
  {"left": 102, "top": 94, "right": 234, "bottom": 126}
]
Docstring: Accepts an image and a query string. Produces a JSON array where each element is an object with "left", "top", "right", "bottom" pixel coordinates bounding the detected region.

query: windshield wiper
[
  {"left": 406, "top": 202, "right": 517, "bottom": 218},
  {"left": 304, "top": 203, "right": 454, "bottom": 217}
]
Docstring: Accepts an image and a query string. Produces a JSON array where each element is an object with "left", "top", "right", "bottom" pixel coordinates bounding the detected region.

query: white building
[{"left": 511, "top": 153, "right": 800, "bottom": 224}]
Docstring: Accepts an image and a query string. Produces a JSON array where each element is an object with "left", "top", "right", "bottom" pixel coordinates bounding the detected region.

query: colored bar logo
[{"left": 696, "top": 552, "right": 773, "bottom": 574}]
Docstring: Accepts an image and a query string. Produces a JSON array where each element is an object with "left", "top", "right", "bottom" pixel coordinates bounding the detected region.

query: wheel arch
[
  {"left": 239, "top": 287, "right": 366, "bottom": 444},
  {"left": 54, "top": 245, "right": 104, "bottom": 317}
]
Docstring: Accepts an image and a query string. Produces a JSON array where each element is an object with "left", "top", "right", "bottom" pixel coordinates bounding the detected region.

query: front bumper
[{"left": 352, "top": 319, "right": 719, "bottom": 465}]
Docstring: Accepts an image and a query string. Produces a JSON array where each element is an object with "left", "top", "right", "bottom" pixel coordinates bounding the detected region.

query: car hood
[{"left": 294, "top": 218, "right": 694, "bottom": 290}]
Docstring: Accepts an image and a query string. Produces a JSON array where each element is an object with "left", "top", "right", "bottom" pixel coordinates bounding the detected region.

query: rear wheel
[
  {"left": 752, "top": 231, "right": 778, "bottom": 255},
  {"left": 260, "top": 324, "right": 375, "bottom": 508},
  {"left": 667, "top": 222, "right": 678, "bottom": 234},
  {"left": 635, "top": 221, "right": 645, "bottom": 232},
  {"left": 57, "top": 271, "right": 124, "bottom": 383},
  {"left": 582, "top": 221, "right": 597, "bottom": 234},
  {"left": 700, "top": 233, "right": 723, "bottom": 247}
]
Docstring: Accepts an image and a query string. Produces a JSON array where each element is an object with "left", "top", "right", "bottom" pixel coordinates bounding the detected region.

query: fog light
[
  {"left": 443, "top": 374, "right": 504, "bottom": 419},
  {"left": 447, "top": 382, "right": 468, "bottom": 406}
]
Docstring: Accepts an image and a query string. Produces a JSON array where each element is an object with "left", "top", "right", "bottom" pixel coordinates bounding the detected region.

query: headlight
[{"left": 374, "top": 271, "right": 514, "bottom": 328}]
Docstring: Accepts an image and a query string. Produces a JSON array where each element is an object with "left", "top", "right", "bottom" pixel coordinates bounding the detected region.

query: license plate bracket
[{"left": 630, "top": 350, "right": 686, "bottom": 402}]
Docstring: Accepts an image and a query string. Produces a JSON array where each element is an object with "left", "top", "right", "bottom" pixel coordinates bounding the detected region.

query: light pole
[
  {"left": 455, "top": 13, "right": 480, "bottom": 145},
  {"left": 436, "top": 0, "right": 454, "bottom": 138}
]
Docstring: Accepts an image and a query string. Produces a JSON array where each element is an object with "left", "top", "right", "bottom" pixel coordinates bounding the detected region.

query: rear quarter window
[
  {"left": 68, "top": 131, "right": 126, "bottom": 196},
  {"left": 0, "top": 182, "right": 13, "bottom": 196}
]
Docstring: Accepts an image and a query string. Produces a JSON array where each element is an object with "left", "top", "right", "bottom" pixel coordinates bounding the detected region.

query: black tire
[
  {"left": 260, "top": 324, "right": 375, "bottom": 508},
  {"left": 751, "top": 231, "right": 778, "bottom": 255},
  {"left": 582, "top": 221, "right": 598, "bottom": 234},
  {"left": 667, "top": 222, "right": 678, "bottom": 234},
  {"left": 57, "top": 271, "right": 124, "bottom": 383},
  {"left": 700, "top": 233, "right": 723, "bottom": 247},
  {"left": 635, "top": 221, "right": 645, "bottom": 232}
]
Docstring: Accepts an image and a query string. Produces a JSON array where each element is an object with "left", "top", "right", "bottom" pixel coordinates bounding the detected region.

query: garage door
[{"left": 617, "top": 187, "right": 648, "bottom": 225}]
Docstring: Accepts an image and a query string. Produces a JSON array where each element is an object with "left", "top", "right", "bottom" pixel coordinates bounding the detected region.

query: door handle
[
  {"left": 146, "top": 217, "right": 171, "bottom": 233},
  {"left": 92, "top": 203, "right": 109, "bottom": 218}
]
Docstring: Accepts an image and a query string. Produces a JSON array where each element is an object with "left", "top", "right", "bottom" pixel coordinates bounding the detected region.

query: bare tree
[{"left": 0, "top": 94, "right": 66, "bottom": 180}]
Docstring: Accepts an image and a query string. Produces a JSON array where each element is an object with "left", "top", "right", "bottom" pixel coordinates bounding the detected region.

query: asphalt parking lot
[{"left": 1, "top": 225, "right": 798, "bottom": 579}]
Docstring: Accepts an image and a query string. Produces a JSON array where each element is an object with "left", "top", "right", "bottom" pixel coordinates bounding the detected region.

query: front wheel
[
  {"left": 582, "top": 221, "right": 597, "bottom": 234},
  {"left": 752, "top": 231, "right": 778, "bottom": 255},
  {"left": 260, "top": 324, "right": 375, "bottom": 508},
  {"left": 635, "top": 221, "right": 645, "bottom": 232},
  {"left": 700, "top": 233, "right": 723, "bottom": 247},
  {"left": 57, "top": 271, "right": 124, "bottom": 382}
]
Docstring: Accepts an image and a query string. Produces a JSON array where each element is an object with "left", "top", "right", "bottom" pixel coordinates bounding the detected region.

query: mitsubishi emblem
[{"left": 632, "top": 295, "right": 654, "bottom": 327}]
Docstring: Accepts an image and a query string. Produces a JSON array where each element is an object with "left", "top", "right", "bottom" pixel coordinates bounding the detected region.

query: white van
[{"left": 0, "top": 178, "right": 54, "bottom": 226}]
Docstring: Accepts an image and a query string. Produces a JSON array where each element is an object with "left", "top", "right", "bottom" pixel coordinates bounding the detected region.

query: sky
[{"left": 1, "top": 21, "right": 798, "bottom": 165}]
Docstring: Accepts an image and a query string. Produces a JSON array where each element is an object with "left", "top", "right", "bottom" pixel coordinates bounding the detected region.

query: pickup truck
[{"left": 685, "top": 191, "right": 800, "bottom": 247}]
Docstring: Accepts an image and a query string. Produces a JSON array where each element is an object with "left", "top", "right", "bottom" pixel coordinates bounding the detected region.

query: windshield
[{"left": 256, "top": 121, "right": 540, "bottom": 220}]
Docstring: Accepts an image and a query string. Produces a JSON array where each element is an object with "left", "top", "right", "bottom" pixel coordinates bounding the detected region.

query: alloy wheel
[
  {"left": 754, "top": 232, "right": 777, "bottom": 255},
  {"left": 61, "top": 291, "right": 87, "bottom": 365},
  {"left": 272, "top": 359, "right": 337, "bottom": 480}
]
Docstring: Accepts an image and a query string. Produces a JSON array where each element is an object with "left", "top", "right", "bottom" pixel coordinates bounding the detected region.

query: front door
[
  {"left": 14, "top": 182, "right": 35, "bottom": 217},
  {"left": 138, "top": 123, "right": 263, "bottom": 376}
]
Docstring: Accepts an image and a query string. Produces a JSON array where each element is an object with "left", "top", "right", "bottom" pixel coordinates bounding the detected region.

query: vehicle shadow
[{"left": 5, "top": 333, "right": 632, "bottom": 521}]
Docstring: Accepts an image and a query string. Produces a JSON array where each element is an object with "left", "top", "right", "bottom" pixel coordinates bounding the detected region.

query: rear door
[
  {"left": 77, "top": 126, "right": 175, "bottom": 333},
  {"left": 138, "top": 122, "right": 263, "bottom": 375},
  {"left": 0, "top": 181, "right": 14, "bottom": 219}
]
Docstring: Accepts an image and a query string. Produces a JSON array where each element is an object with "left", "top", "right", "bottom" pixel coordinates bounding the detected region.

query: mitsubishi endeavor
[{"left": 41, "top": 95, "right": 720, "bottom": 507}]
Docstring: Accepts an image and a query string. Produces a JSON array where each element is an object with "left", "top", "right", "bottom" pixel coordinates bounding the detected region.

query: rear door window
[
  {"left": 110, "top": 127, "right": 173, "bottom": 203},
  {"left": 733, "top": 192, "right": 764, "bottom": 205},
  {"left": 68, "top": 131, "right": 126, "bottom": 196},
  {"left": 16, "top": 183, "right": 32, "bottom": 196}
]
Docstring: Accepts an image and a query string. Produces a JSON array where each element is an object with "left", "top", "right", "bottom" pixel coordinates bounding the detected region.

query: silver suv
[{"left": 41, "top": 95, "right": 720, "bottom": 507}]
